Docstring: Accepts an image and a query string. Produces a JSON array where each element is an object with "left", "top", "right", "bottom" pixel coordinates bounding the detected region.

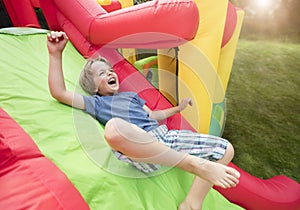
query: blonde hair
[{"left": 79, "top": 57, "right": 112, "bottom": 95}]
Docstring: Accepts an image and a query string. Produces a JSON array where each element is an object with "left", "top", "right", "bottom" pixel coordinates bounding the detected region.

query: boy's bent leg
[
  {"left": 104, "top": 118, "right": 187, "bottom": 167},
  {"left": 104, "top": 118, "right": 240, "bottom": 188}
]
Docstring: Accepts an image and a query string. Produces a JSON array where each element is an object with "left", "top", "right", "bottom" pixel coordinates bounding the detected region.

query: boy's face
[{"left": 92, "top": 61, "right": 119, "bottom": 96}]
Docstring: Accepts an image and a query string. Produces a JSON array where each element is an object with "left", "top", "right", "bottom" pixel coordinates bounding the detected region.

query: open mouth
[{"left": 108, "top": 77, "right": 117, "bottom": 85}]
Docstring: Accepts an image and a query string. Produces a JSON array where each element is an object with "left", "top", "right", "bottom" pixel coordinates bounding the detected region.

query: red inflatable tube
[
  {"left": 0, "top": 108, "right": 89, "bottom": 210},
  {"left": 215, "top": 163, "right": 300, "bottom": 210},
  {"left": 221, "top": 2, "right": 237, "bottom": 47},
  {"left": 3, "top": 0, "right": 40, "bottom": 28},
  {"left": 39, "top": 0, "right": 61, "bottom": 31},
  {"left": 47, "top": 0, "right": 199, "bottom": 48},
  {"left": 30, "top": 0, "right": 40, "bottom": 8}
]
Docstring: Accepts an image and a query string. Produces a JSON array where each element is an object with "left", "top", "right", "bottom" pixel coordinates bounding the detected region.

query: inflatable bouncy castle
[{"left": 0, "top": 0, "right": 300, "bottom": 209}]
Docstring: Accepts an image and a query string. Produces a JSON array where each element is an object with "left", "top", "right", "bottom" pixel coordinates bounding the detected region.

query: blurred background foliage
[{"left": 230, "top": 0, "right": 300, "bottom": 42}]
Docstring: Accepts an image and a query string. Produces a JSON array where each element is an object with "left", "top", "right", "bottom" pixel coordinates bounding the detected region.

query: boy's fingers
[
  {"left": 63, "top": 32, "right": 69, "bottom": 40},
  {"left": 50, "top": 31, "right": 57, "bottom": 39},
  {"left": 47, "top": 33, "right": 51, "bottom": 40},
  {"left": 47, "top": 31, "right": 68, "bottom": 42},
  {"left": 60, "top": 32, "right": 68, "bottom": 41},
  {"left": 57, "top": 32, "right": 67, "bottom": 41}
]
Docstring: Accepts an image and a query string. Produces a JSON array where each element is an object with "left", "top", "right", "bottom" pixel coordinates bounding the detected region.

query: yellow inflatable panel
[
  {"left": 116, "top": 0, "right": 133, "bottom": 8},
  {"left": 158, "top": 0, "right": 244, "bottom": 135},
  {"left": 190, "top": 0, "right": 228, "bottom": 69},
  {"left": 157, "top": 48, "right": 178, "bottom": 106},
  {"left": 217, "top": 9, "right": 244, "bottom": 91}
]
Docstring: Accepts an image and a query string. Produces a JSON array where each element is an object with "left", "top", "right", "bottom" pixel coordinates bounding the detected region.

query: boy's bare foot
[
  {"left": 177, "top": 155, "right": 240, "bottom": 188},
  {"left": 194, "top": 158, "right": 240, "bottom": 188}
]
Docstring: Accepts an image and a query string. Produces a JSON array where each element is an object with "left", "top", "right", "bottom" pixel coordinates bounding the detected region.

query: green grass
[{"left": 222, "top": 39, "right": 300, "bottom": 183}]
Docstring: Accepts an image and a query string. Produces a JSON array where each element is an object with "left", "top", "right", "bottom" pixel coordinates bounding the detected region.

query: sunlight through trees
[{"left": 230, "top": 0, "right": 300, "bottom": 41}]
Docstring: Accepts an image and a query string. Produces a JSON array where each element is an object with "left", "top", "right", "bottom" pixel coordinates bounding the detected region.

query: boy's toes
[
  {"left": 227, "top": 167, "right": 240, "bottom": 178},
  {"left": 227, "top": 177, "right": 238, "bottom": 187}
]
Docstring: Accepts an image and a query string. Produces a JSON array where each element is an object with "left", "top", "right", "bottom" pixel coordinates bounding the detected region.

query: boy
[{"left": 47, "top": 31, "right": 240, "bottom": 210}]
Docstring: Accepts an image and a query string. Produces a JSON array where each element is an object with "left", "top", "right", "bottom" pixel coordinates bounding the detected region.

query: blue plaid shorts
[{"left": 113, "top": 125, "right": 228, "bottom": 173}]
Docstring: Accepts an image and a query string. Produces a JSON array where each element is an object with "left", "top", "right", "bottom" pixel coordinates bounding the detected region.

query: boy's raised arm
[{"left": 47, "top": 31, "right": 85, "bottom": 110}]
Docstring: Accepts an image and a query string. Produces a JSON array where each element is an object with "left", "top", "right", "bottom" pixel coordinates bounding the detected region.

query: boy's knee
[
  {"left": 225, "top": 142, "right": 235, "bottom": 160},
  {"left": 104, "top": 118, "right": 123, "bottom": 147},
  {"left": 104, "top": 118, "right": 136, "bottom": 149},
  {"left": 227, "top": 142, "right": 234, "bottom": 152}
]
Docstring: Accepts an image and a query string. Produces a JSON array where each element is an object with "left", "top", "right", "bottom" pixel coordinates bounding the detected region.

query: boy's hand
[
  {"left": 47, "top": 31, "right": 69, "bottom": 55},
  {"left": 178, "top": 98, "right": 193, "bottom": 111}
]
